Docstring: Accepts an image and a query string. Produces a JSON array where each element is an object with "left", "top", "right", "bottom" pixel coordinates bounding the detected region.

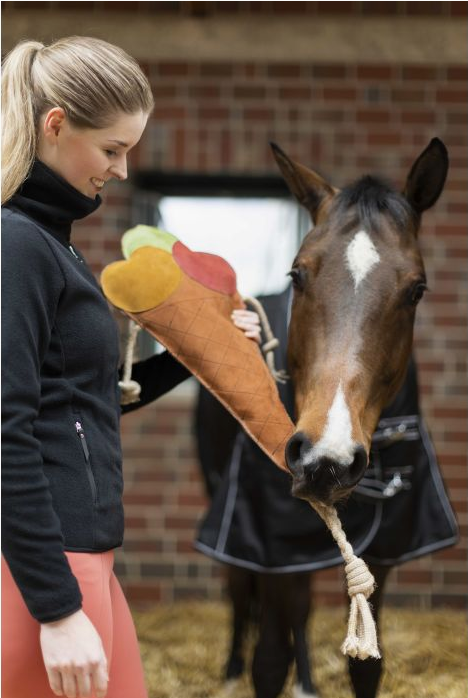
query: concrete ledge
[{"left": 2, "top": 13, "right": 467, "bottom": 64}]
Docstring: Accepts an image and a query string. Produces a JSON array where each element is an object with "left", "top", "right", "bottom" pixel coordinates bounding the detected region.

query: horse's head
[{"left": 272, "top": 139, "right": 448, "bottom": 505}]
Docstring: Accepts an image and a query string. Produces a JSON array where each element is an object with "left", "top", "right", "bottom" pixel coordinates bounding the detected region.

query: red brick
[
  {"left": 356, "top": 109, "right": 391, "bottom": 124},
  {"left": 271, "top": 2, "right": 309, "bottom": 14},
  {"left": 279, "top": 86, "right": 313, "bottom": 100},
  {"left": 401, "top": 66, "right": 439, "bottom": 80},
  {"left": 233, "top": 85, "right": 267, "bottom": 99},
  {"left": 267, "top": 64, "right": 301, "bottom": 79},
  {"left": 311, "top": 65, "right": 348, "bottom": 79},
  {"left": 157, "top": 62, "right": 191, "bottom": 77},
  {"left": 397, "top": 570, "right": 433, "bottom": 584},
  {"left": 123, "top": 493, "right": 164, "bottom": 505},
  {"left": 243, "top": 107, "right": 275, "bottom": 121},
  {"left": 199, "top": 63, "right": 234, "bottom": 77},
  {"left": 356, "top": 64, "right": 394, "bottom": 80},
  {"left": 445, "top": 66, "right": 468, "bottom": 81},
  {"left": 449, "top": 2, "right": 468, "bottom": 16},
  {"left": 198, "top": 106, "right": 230, "bottom": 120},
  {"left": 188, "top": 84, "right": 221, "bottom": 99},
  {"left": 401, "top": 111, "right": 437, "bottom": 124},
  {"left": 436, "top": 89, "right": 468, "bottom": 103},
  {"left": 361, "top": 2, "right": 400, "bottom": 15},
  {"left": 153, "top": 106, "right": 186, "bottom": 120},
  {"left": 406, "top": 2, "right": 447, "bottom": 15},
  {"left": 367, "top": 132, "right": 402, "bottom": 146},
  {"left": 315, "top": 1, "right": 355, "bottom": 15},
  {"left": 323, "top": 87, "right": 357, "bottom": 100}
]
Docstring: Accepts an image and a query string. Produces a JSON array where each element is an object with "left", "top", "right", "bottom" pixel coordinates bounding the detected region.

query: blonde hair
[{"left": 1, "top": 36, "right": 154, "bottom": 204}]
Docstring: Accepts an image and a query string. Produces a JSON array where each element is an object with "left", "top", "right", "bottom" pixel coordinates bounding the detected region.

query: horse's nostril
[
  {"left": 347, "top": 445, "right": 368, "bottom": 486},
  {"left": 285, "top": 431, "right": 312, "bottom": 475}
]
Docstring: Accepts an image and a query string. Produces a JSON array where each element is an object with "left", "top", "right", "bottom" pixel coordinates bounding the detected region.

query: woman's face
[{"left": 37, "top": 109, "right": 149, "bottom": 198}]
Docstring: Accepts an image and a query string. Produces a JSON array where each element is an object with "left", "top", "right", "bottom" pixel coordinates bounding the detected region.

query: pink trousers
[{"left": 2, "top": 552, "right": 148, "bottom": 698}]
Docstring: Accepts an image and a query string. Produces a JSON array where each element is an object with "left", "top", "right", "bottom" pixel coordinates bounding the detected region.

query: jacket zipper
[
  {"left": 69, "top": 245, "right": 83, "bottom": 263},
  {"left": 75, "top": 420, "right": 97, "bottom": 503}
]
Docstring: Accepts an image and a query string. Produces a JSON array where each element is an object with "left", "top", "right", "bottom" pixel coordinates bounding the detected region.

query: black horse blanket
[{"left": 195, "top": 287, "right": 458, "bottom": 572}]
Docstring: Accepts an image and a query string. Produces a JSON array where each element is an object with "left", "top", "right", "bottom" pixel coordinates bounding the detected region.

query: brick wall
[{"left": 3, "top": 2, "right": 467, "bottom": 608}]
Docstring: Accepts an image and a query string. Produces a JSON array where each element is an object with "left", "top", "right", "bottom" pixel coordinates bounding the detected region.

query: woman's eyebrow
[{"left": 108, "top": 139, "right": 128, "bottom": 147}]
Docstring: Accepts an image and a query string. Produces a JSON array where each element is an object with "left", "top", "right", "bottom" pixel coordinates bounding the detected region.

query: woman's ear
[{"left": 42, "top": 107, "right": 67, "bottom": 140}]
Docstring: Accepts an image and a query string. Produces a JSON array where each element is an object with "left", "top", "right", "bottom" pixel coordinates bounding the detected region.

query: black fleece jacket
[{"left": 1, "top": 161, "right": 190, "bottom": 623}]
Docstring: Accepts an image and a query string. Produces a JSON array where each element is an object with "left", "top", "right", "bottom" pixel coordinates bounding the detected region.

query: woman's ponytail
[{"left": 1, "top": 41, "right": 44, "bottom": 205}]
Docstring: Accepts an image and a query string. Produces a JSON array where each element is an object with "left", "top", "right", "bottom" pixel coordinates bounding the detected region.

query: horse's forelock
[{"left": 333, "top": 176, "right": 415, "bottom": 233}]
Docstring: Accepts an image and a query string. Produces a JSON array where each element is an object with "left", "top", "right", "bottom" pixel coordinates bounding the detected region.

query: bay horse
[{"left": 196, "top": 138, "right": 449, "bottom": 698}]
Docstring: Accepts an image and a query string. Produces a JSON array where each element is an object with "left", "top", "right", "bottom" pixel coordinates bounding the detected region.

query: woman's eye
[
  {"left": 105, "top": 150, "right": 117, "bottom": 157},
  {"left": 408, "top": 281, "right": 428, "bottom": 305}
]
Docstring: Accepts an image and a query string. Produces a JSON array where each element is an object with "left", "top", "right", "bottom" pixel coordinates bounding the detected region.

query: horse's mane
[{"left": 334, "top": 175, "right": 415, "bottom": 231}]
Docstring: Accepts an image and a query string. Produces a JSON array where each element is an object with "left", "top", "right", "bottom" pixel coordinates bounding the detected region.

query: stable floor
[{"left": 133, "top": 602, "right": 467, "bottom": 698}]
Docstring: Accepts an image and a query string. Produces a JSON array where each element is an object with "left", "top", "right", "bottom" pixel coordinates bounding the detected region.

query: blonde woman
[{"left": 1, "top": 37, "right": 260, "bottom": 698}]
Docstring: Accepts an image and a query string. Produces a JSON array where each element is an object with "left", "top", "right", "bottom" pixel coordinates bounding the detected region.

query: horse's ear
[
  {"left": 270, "top": 142, "right": 336, "bottom": 223},
  {"left": 403, "top": 138, "right": 449, "bottom": 215}
]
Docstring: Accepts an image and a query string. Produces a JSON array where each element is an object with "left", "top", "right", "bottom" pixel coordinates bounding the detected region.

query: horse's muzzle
[{"left": 285, "top": 431, "right": 368, "bottom": 504}]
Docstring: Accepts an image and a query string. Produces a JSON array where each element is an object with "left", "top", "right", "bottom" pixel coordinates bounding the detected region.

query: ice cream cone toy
[{"left": 101, "top": 225, "right": 295, "bottom": 472}]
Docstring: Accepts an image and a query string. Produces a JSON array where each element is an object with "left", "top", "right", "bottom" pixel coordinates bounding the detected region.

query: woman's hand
[
  {"left": 40, "top": 609, "right": 108, "bottom": 698},
  {"left": 231, "top": 309, "right": 261, "bottom": 344}
]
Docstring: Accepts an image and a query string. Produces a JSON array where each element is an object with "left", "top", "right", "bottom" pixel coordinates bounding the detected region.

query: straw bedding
[{"left": 133, "top": 601, "right": 467, "bottom": 698}]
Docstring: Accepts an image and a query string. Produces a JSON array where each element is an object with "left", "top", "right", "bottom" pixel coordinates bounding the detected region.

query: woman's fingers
[
  {"left": 231, "top": 309, "right": 262, "bottom": 343},
  {"left": 75, "top": 667, "right": 92, "bottom": 697},
  {"left": 45, "top": 667, "right": 64, "bottom": 696},
  {"left": 61, "top": 670, "right": 77, "bottom": 698},
  {"left": 91, "top": 660, "right": 109, "bottom": 698}
]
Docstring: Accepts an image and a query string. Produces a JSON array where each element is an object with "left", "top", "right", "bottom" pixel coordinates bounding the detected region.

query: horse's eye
[
  {"left": 287, "top": 268, "right": 304, "bottom": 291},
  {"left": 408, "top": 281, "right": 428, "bottom": 305}
]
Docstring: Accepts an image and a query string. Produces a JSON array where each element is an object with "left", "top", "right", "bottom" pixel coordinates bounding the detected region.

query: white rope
[
  {"left": 242, "top": 296, "right": 289, "bottom": 384},
  {"left": 118, "top": 320, "right": 142, "bottom": 405},
  {"left": 311, "top": 501, "right": 380, "bottom": 660}
]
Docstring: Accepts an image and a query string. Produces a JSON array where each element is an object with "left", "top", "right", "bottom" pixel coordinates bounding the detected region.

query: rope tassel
[{"left": 311, "top": 502, "right": 381, "bottom": 660}]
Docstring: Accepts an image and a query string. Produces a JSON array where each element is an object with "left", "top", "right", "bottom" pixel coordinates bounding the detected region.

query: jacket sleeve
[
  {"left": 1, "top": 216, "right": 83, "bottom": 622},
  {"left": 121, "top": 350, "right": 191, "bottom": 414}
]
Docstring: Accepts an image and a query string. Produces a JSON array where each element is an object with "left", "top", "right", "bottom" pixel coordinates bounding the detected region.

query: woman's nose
[{"left": 110, "top": 155, "right": 127, "bottom": 181}]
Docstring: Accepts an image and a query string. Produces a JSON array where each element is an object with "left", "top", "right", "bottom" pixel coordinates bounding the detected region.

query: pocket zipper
[
  {"left": 75, "top": 421, "right": 90, "bottom": 461},
  {"left": 75, "top": 420, "right": 97, "bottom": 503}
]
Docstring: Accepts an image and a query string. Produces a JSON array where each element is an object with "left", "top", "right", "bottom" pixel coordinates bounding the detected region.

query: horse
[{"left": 195, "top": 138, "right": 450, "bottom": 698}]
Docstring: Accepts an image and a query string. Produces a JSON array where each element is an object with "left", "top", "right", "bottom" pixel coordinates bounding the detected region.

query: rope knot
[
  {"left": 345, "top": 556, "right": 375, "bottom": 599},
  {"left": 119, "top": 379, "right": 141, "bottom": 405},
  {"left": 262, "top": 338, "right": 279, "bottom": 352}
]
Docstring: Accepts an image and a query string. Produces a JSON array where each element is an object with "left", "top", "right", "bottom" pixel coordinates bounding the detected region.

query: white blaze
[
  {"left": 303, "top": 383, "right": 355, "bottom": 466},
  {"left": 346, "top": 230, "right": 380, "bottom": 290}
]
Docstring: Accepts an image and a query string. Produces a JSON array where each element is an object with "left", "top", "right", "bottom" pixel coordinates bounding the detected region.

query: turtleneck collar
[{"left": 7, "top": 160, "right": 101, "bottom": 246}]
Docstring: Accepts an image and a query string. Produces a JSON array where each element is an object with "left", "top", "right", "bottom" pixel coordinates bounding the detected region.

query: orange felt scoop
[{"left": 101, "top": 225, "right": 294, "bottom": 471}]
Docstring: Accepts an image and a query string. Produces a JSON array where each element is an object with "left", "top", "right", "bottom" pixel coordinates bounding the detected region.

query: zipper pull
[
  {"left": 75, "top": 420, "right": 90, "bottom": 461},
  {"left": 69, "top": 245, "right": 82, "bottom": 262}
]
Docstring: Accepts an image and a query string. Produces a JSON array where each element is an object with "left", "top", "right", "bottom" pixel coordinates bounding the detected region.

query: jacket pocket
[{"left": 74, "top": 418, "right": 98, "bottom": 504}]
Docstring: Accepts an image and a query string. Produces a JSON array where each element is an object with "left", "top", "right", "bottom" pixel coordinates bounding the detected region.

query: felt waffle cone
[{"left": 101, "top": 226, "right": 294, "bottom": 471}]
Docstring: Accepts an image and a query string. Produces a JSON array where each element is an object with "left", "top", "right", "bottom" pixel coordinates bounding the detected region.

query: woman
[{"left": 1, "top": 37, "right": 259, "bottom": 698}]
